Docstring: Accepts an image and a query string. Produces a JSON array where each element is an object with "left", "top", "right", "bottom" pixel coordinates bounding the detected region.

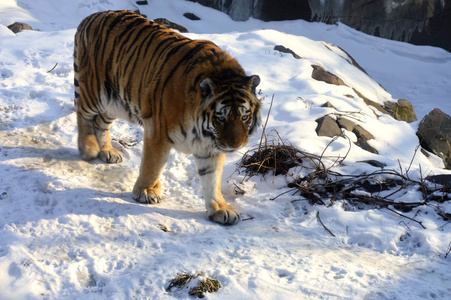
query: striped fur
[{"left": 74, "top": 10, "right": 261, "bottom": 225}]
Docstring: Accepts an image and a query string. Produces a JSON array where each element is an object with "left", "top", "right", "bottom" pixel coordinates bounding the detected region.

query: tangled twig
[{"left": 238, "top": 96, "right": 450, "bottom": 228}]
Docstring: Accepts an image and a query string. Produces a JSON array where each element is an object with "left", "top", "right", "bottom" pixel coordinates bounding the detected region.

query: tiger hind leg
[
  {"left": 77, "top": 112, "right": 101, "bottom": 160},
  {"left": 93, "top": 113, "right": 123, "bottom": 164},
  {"left": 77, "top": 112, "right": 123, "bottom": 164}
]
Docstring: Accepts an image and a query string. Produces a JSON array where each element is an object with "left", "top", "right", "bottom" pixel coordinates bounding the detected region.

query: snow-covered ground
[{"left": 1, "top": 0, "right": 450, "bottom": 299}]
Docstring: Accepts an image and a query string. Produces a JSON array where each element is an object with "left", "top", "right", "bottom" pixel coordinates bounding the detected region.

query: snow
[{"left": 1, "top": 0, "right": 450, "bottom": 299}]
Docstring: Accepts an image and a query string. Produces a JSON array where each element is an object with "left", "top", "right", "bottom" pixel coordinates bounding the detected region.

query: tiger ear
[
  {"left": 245, "top": 75, "right": 260, "bottom": 93},
  {"left": 200, "top": 77, "right": 215, "bottom": 98}
]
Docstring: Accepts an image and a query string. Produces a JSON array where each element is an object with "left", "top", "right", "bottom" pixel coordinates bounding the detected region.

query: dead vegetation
[
  {"left": 237, "top": 96, "right": 451, "bottom": 227},
  {"left": 166, "top": 272, "right": 221, "bottom": 298}
]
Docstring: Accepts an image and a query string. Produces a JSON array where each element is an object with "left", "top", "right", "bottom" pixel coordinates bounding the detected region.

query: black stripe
[
  {"left": 100, "top": 13, "right": 138, "bottom": 62},
  {"left": 98, "top": 113, "right": 113, "bottom": 125},
  {"left": 128, "top": 20, "right": 151, "bottom": 46},
  {"left": 74, "top": 78, "right": 79, "bottom": 87},
  {"left": 136, "top": 30, "right": 163, "bottom": 109},
  {"left": 80, "top": 104, "right": 95, "bottom": 116},
  {"left": 93, "top": 115, "right": 101, "bottom": 129},
  {"left": 194, "top": 154, "right": 213, "bottom": 160},
  {"left": 151, "top": 39, "right": 193, "bottom": 115},
  {"left": 114, "top": 17, "right": 149, "bottom": 60},
  {"left": 131, "top": 32, "right": 179, "bottom": 111},
  {"left": 73, "top": 63, "right": 79, "bottom": 73},
  {"left": 150, "top": 31, "right": 178, "bottom": 54},
  {"left": 193, "top": 73, "right": 205, "bottom": 92},
  {"left": 155, "top": 41, "right": 211, "bottom": 116},
  {"left": 82, "top": 12, "right": 104, "bottom": 37},
  {"left": 95, "top": 13, "right": 117, "bottom": 63},
  {"left": 183, "top": 45, "right": 217, "bottom": 75},
  {"left": 166, "top": 131, "right": 174, "bottom": 144},
  {"left": 79, "top": 90, "right": 97, "bottom": 114},
  {"left": 122, "top": 42, "right": 141, "bottom": 80},
  {"left": 198, "top": 167, "right": 214, "bottom": 176},
  {"left": 121, "top": 24, "right": 151, "bottom": 72},
  {"left": 180, "top": 122, "right": 187, "bottom": 138}
]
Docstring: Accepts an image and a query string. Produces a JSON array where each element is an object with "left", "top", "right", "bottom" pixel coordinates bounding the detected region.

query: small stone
[
  {"left": 311, "top": 65, "right": 346, "bottom": 86},
  {"left": 154, "top": 18, "right": 188, "bottom": 33},
  {"left": 7, "top": 22, "right": 33, "bottom": 33},
  {"left": 352, "top": 125, "right": 377, "bottom": 154},
  {"left": 315, "top": 116, "right": 342, "bottom": 137},
  {"left": 274, "top": 45, "right": 302, "bottom": 59},
  {"left": 358, "top": 160, "right": 386, "bottom": 168},
  {"left": 353, "top": 125, "right": 373, "bottom": 141},
  {"left": 337, "top": 117, "right": 355, "bottom": 131},
  {"left": 354, "top": 140, "right": 378, "bottom": 154},
  {"left": 183, "top": 13, "right": 201, "bottom": 21},
  {"left": 321, "top": 101, "right": 336, "bottom": 109}
]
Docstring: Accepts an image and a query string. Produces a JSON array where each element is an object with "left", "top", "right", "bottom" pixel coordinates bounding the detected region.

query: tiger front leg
[
  {"left": 195, "top": 153, "right": 240, "bottom": 225},
  {"left": 132, "top": 131, "right": 171, "bottom": 204}
]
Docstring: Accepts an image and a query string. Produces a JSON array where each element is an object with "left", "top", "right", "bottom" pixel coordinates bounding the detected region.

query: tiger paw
[
  {"left": 208, "top": 204, "right": 241, "bottom": 225},
  {"left": 132, "top": 186, "right": 161, "bottom": 204},
  {"left": 99, "top": 148, "right": 123, "bottom": 164}
]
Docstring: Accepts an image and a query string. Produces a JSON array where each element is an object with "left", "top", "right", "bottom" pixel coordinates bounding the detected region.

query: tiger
[{"left": 73, "top": 10, "right": 261, "bottom": 225}]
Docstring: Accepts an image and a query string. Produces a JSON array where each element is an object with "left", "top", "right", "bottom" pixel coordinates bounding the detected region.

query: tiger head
[{"left": 199, "top": 75, "right": 261, "bottom": 153}]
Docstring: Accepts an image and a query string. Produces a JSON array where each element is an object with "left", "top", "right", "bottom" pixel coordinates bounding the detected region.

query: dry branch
[
  {"left": 238, "top": 98, "right": 451, "bottom": 227},
  {"left": 316, "top": 211, "right": 335, "bottom": 237}
]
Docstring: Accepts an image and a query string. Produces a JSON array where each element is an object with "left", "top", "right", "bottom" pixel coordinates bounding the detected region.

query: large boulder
[
  {"left": 383, "top": 99, "right": 417, "bottom": 123},
  {"left": 7, "top": 22, "right": 33, "bottom": 33},
  {"left": 417, "top": 108, "right": 451, "bottom": 169}
]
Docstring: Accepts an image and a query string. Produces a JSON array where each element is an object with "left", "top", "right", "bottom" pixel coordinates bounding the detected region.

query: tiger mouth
[
  {"left": 220, "top": 148, "right": 236, "bottom": 153},
  {"left": 216, "top": 145, "right": 242, "bottom": 154},
  {"left": 214, "top": 142, "right": 240, "bottom": 153}
]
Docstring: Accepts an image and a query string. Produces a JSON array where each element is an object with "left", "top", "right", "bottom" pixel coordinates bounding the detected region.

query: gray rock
[
  {"left": 352, "top": 88, "right": 390, "bottom": 116},
  {"left": 311, "top": 65, "right": 346, "bottom": 86},
  {"left": 358, "top": 160, "right": 386, "bottom": 168},
  {"left": 354, "top": 140, "right": 378, "bottom": 154},
  {"left": 337, "top": 117, "right": 378, "bottom": 154},
  {"left": 154, "top": 18, "right": 188, "bottom": 33},
  {"left": 353, "top": 125, "right": 373, "bottom": 141},
  {"left": 353, "top": 125, "right": 378, "bottom": 154},
  {"left": 315, "top": 115, "right": 342, "bottom": 137},
  {"left": 426, "top": 174, "right": 451, "bottom": 186},
  {"left": 274, "top": 45, "right": 302, "bottom": 59},
  {"left": 316, "top": 115, "right": 378, "bottom": 154},
  {"left": 184, "top": 13, "right": 201, "bottom": 20},
  {"left": 417, "top": 108, "right": 451, "bottom": 169},
  {"left": 7, "top": 22, "right": 33, "bottom": 33},
  {"left": 321, "top": 101, "right": 336, "bottom": 109},
  {"left": 383, "top": 99, "right": 417, "bottom": 123},
  {"left": 337, "top": 117, "right": 355, "bottom": 131}
]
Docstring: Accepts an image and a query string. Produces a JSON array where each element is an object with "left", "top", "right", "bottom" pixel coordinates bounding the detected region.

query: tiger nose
[{"left": 223, "top": 124, "right": 247, "bottom": 149}]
